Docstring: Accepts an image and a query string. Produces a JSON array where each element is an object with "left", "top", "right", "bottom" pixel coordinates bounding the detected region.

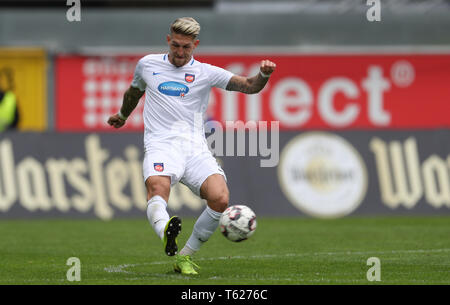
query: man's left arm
[{"left": 226, "top": 60, "right": 276, "bottom": 94}]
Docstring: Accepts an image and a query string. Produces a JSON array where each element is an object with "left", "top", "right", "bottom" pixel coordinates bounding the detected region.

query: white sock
[
  {"left": 179, "top": 245, "right": 195, "bottom": 256},
  {"left": 181, "top": 206, "right": 222, "bottom": 255},
  {"left": 146, "top": 195, "right": 170, "bottom": 240}
]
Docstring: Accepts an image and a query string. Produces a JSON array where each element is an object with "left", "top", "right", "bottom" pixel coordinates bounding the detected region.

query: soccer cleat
[
  {"left": 174, "top": 255, "right": 200, "bottom": 275},
  {"left": 163, "top": 216, "right": 182, "bottom": 256}
]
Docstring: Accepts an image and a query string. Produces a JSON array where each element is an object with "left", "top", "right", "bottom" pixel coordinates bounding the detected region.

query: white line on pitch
[{"left": 103, "top": 248, "right": 450, "bottom": 274}]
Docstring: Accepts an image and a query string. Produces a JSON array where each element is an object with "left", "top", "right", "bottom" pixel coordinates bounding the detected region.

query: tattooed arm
[
  {"left": 226, "top": 60, "right": 276, "bottom": 94},
  {"left": 107, "top": 86, "right": 145, "bottom": 128}
]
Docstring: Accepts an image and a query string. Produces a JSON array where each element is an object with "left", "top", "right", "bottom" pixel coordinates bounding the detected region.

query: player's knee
[
  {"left": 212, "top": 190, "right": 229, "bottom": 213},
  {"left": 146, "top": 177, "right": 170, "bottom": 201},
  {"left": 148, "top": 184, "right": 163, "bottom": 198}
]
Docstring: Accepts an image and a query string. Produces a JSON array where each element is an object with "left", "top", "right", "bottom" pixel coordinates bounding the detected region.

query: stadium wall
[
  {"left": 0, "top": 130, "right": 449, "bottom": 220},
  {"left": 1, "top": 8, "right": 449, "bottom": 48},
  {"left": 1, "top": 51, "right": 450, "bottom": 219}
]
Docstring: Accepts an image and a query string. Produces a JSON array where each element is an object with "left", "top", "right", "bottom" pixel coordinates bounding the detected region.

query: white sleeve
[
  {"left": 204, "top": 63, "right": 234, "bottom": 89},
  {"left": 130, "top": 58, "right": 146, "bottom": 91}
]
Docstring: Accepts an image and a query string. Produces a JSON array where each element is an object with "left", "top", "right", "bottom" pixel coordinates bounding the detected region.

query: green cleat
[
  {"left": 174, "top": 255, "right": 200, "bottom": 275},
  {"left": 163, "top": 216, "right": 182, "bottom": 256}
]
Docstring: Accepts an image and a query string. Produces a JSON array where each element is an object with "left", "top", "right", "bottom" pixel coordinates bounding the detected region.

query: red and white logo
[
  {"left": 185, "top": 73, "right": 195, "bottom": 83},
  {"left": 154, "top": 163, "right": 164, "bottom": 172}
]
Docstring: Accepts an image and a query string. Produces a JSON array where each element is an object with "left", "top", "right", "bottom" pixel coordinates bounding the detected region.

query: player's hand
[
  {"left": 260, "top": 60, "right": 276, "bottom": 76},
  {"left": 107, "top": 114, "right": 126, "bottom": 128}
]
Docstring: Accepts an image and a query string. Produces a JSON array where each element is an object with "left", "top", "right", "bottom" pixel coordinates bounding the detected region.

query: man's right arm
[
  {"left": 107, "top": 86, "right": 145, "bottom": 128},
  {"left": 225, "top": 60, "right": 276, "bottom": 94},
  {"left": 120, "top": 86, "right": 145, "bottom": 118}
]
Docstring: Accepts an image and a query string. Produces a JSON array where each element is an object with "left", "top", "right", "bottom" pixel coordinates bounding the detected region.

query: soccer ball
[{"left": 219, "top": 205, "right": 257, "bottom": 242}]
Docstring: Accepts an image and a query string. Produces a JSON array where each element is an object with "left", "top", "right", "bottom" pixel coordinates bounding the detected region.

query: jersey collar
[{"left": 164, "top": 53, "right": 195, "bottom": 67}]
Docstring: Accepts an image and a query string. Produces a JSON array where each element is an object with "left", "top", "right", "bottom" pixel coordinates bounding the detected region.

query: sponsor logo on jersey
[
  {"left": 158, "top": 81, "right": 189, "bottom": 97},
  {"left": 154, "top": 163, "right": 164, "bottom": 172},
  {"left": 185, "top": 73, "right": 195, "bottom": 83}
]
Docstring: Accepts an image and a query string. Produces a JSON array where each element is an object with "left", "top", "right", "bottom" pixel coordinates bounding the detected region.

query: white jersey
[{"left": 131, "top": 53, "right": 234, "bottom": 149}]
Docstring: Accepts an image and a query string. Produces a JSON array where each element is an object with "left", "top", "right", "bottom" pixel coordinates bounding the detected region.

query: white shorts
[{"left": 142, "top": 138, "right": 226, "bottom": 196}]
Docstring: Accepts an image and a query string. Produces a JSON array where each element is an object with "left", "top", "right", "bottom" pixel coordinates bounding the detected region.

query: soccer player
[{"left": 107, "top": 17, "right": 276, "bottom": 275}]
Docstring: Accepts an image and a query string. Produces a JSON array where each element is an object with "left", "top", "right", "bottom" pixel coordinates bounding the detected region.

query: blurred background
[{"left": 1, "top": 0, "right": 450, "bottom": 220}]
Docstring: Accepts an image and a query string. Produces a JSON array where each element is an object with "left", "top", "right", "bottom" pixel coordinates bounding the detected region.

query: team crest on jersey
[
  {"left": 154, "top": 163, "right": 164, "bottom": 172},
  {"left": 185, "top": 73, "right": 195, "bottom": 83}
]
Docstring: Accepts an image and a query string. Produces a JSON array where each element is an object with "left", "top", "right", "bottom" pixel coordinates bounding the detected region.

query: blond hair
[{"left": 170, "top": 17, "right": 201, "bottom": 39}]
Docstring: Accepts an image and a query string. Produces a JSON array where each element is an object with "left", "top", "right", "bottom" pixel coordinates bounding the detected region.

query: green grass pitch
[{"left": 0, "top": 216, "right": 449, "bottom": 285}]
